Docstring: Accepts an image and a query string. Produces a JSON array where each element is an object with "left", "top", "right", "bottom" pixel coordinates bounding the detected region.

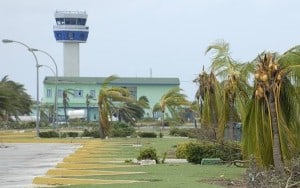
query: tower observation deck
[{"left": 53, "top": 10, "right": 89, "bottom": 77}]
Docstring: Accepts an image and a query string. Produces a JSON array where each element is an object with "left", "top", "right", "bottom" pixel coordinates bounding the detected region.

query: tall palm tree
[
  {"left": 205, "top": 40, "right": 252, "bottom": 140},
  {"left": 243, "top": 49, "right": 300, "bottom": 176},
  {"left": 154, "top": 87, "right": 190, "bottom": 128},
  {"left": 98, "top": 75, "right": 133, "bottom": 139}
]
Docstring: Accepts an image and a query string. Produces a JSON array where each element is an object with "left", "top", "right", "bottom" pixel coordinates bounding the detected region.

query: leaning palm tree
[
  {"left": 206, "top": 40, "right": 253, "bottom": 140},
  {"left": 98, "top": 75, "right": 133, "bottom": 139},
  {"left": 243, "top": 49, "right": 300, "bottom": 176},
  {"left": 154, "top": 87, "right": 190, "bottom": 128}
]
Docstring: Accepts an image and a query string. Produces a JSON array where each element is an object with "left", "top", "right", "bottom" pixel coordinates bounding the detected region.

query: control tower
[{"left": 53, "top": 11, "right": 89, "bottom": 77}]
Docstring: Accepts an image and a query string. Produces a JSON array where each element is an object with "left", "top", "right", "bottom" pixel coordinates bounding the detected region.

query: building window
[
  {"left": 58, "top": 89, "right": 63, "bottom": 98},
  {"left": 74, "top": 89, "right": 83, "bottom": 97},
  {"left": 46, "top": 88, "right": 52, "bottom": 98},
  {"left": 90, "top": 90, "right": 96, "bottom": 98},
  {"left": 122, "top": 86, "right": 137, "bottom": 100}
]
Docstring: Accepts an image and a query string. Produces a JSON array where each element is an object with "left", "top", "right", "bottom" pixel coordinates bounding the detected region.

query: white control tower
[{"left": 53, "top": 11, "right": 89, "bottom": 77}]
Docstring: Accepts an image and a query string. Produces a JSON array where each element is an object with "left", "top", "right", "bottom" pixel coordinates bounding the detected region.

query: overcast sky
[{"left": 1, "top": 0, "right": 300, "bottom": 101}]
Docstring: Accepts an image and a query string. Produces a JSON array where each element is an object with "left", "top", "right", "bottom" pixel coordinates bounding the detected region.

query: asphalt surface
[{"left": 0, "top": 143, "right": 80, "bottom": 188}]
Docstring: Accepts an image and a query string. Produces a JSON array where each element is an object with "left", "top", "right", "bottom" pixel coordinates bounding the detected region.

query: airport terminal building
[{"left": 42, "top": 76, "right": 180, "bottom": 121}]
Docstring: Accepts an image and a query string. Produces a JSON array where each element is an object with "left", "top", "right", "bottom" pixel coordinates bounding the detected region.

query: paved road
[{"left": 0, "top": 143, "right": 80, "bottom": 188}]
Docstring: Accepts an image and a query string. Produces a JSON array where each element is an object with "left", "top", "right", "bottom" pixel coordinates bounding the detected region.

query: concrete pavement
[{"left": 0, "top": 143, "right": 80, "bottom": 188}]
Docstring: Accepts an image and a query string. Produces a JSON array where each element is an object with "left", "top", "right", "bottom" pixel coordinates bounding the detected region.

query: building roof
[{"left": 44, "top": 76, "right": 180, "bottom": 86}]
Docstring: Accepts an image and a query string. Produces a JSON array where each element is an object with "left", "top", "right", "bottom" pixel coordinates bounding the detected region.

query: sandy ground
[{"left": 0, "top": 143, "right": 80, "bottom": 188}]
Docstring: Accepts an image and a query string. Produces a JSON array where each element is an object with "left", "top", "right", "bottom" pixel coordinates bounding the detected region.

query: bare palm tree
[
  {"left": 243, "top": 49, "right": 300, "bottom": 176},
  {"left": 194, "top": 70, "right": 222, "bottom": 140},
  {"left": 205, "top": 40, "right": 252, "bottom": 141}
]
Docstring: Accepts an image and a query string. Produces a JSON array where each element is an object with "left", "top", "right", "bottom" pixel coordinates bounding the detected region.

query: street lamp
[
  {"left": 29, "top": 48, "right": 58, "bottom": 129},
  {"left": 2, "top": 39, "right": 40, "bottom": 137},
  {"left": 38, "top": 64, "right": 57, "bottom": 127}
]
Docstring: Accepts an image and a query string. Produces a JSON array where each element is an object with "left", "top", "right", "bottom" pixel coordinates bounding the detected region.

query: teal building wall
[{"left": 42, "top": 76, "right": 180, "bottom": 121}]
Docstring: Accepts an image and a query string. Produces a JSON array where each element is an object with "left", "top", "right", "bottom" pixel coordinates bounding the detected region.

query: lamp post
[
  {"left": 2, "top": 39, "right": 40, "bottom": 137},
  {"left": 38, "top": 64, "right": 57, "bottom": 126},
  {"left": 29, "top": 48, "right": 58, "bottom": 129}
]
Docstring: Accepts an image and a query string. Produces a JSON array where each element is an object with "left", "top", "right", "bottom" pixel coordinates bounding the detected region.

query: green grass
[
  {"left": 56, "top": 164, "right": 245, "bottom": 188},
  {"left": 55, "top": 136, "right": 246, "bottom": 188}
]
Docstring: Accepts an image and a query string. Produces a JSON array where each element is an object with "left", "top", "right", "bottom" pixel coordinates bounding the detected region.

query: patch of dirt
[{"left": 201, "top": 178, "right": 247, "bottom": 188}]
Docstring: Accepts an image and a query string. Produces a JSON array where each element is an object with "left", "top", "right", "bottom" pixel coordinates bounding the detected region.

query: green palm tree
[
  {"left": 206, "top": 40, "right": 252, "bottom": 140},
  {"left": 0, "top": 76, "right": 32, "bottom": 120},
  {"left": 98, "top": 75, "right": 133, "bottom": 139},
  {"left": 154, "top": 87, "right": 190, "bottom": 128},
  {"left": 243, "top": 49, "right": 300, "bottom": 175}
]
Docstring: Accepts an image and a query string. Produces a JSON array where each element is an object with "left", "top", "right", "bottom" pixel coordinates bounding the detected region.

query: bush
[
  {"left": 111, "top": 122, "right": 135, "bottom": 137},
  {"left": 67, "top": 132, "right": 79, "bottom": 138},
  {"left": 138, "top": 132, "right": 157, "bottom": 138},
  {"left": 39, "top": 130, "right": 59, "bottom": 138},
  {"left": 169, "top": 128, "right": 189, "bottom": 137},
  {"left": 0, "top": 121, "right": 50, "bottom": 129},
  {"left": 81, "top": 129, "right": 100, "bottom": 138},
  {"left": 176, "top": 142, "right": 189, "bottom": 159},
  {"left": 137, "top": 147, "right": 159, "bottom": 163},
  {"left": 178, "top": 141, "right": 242, "bottom": 164}
]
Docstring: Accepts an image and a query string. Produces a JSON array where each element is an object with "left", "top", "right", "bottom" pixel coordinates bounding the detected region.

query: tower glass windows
[{"left": 55, "top": 18, "right": 87, "bottom": 26}]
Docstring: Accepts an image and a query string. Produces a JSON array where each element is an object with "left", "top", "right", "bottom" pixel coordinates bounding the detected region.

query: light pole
[
  {"left": 2, "top": 39, "right": 40, "bottom": 137},
  {"left": 29, "top": 48, "right": 58, "bottom": 129}
]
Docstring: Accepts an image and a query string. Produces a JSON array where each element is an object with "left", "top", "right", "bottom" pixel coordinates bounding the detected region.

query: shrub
[
  {"left": 81, "top": 129, "right": 100, "bottom": 138},
  {"left": 137, "top": 147, "right": 159, "bottom": 163},
  {"left": 67, "top": 132, "right": 79, "bottom": 138},
  {"left": 180, "top": 141, "right": 242, "bottom": 164},
  {"left": 169, "top": 128, "right": 189, "bottom": 137},
  {"left": 138, "top": 132, "right": 157, "bottom": 138},
  {"left": 110, "top": 122, "right": 135, "bottom": 137},
  {"left": 39, "top": 130, "right": 59, "bottom": 138},
  {"left": 176, "top": 142, "right": 189, "bottom": 159}
]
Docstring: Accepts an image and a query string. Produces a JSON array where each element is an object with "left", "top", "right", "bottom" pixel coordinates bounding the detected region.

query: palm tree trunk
[
  {"left": 161, "top": 111, "right": 165, "bottom": 129},
  {"left": 269, "top": 91, "right": 285, "bottom": 176},
  {"left": 98, "top": 108, "right": 105, "bottom": 139},
  {"left": 228, "top": 95, "right": 235, "bottom": 141},
  {"left": 63, "top": 106, "right": 67, "bottom": 124},
  {"left": 210, "top": 98, "right": 218, "bottom": 141}
]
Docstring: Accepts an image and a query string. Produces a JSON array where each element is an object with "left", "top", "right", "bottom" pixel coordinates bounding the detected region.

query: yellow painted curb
[
  {"left": 56, "top": 163, "right": 136, "bottom": 169},
  {"left": 63, "top": 157, "right": 125, "bottom": 163},
  {"left": 33, "top": 177, "right": 148, "bottom": 185},
  {"left": 46, "top": 169, "right": 145, "bottom": 176}
]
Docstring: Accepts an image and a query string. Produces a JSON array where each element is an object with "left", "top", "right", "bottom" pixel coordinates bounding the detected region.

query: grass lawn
[
  {"left": 54, "top": 136, "right": 246, "bottom": 188},
  {"left": 56, "top": 164, "right": 246, "bottom": 188},
  {"left": 1, "top": 129, "right": 247, "bottom": 187}
]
